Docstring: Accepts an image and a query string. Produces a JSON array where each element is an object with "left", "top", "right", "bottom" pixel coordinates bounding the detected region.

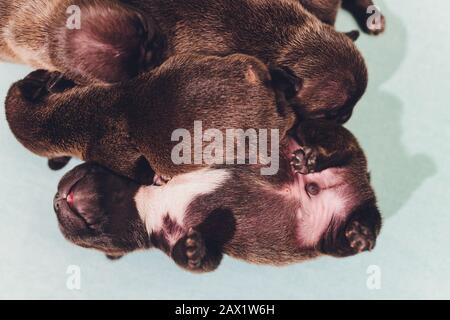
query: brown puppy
[
  {"left": 52, "top": 120, "right": 381, "bottom": 272},
  {"left": 1, "top": 0, "right": 385, "bottom": 121},
  {"left": 96, "top": 0, "right": 372, "bottom": 122},
  {"left": 5, "top": 53, "right": 298, "bottom": 184}
]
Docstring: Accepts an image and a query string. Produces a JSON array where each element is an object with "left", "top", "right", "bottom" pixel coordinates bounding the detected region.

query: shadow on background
[{"left": 347, "top": 0, "right": 437, "bottom": 219}]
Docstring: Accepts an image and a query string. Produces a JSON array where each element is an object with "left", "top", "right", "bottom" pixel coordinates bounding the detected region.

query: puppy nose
[{"left": 53, "top": 192, "right": 63, "bottom": 213}]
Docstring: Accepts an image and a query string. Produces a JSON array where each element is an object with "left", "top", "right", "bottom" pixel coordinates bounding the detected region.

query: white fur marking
[
  {"left": 289, "top": 168, "right": 353, "bottom": 247},
  {"left": 134, "top": 168, "right": 230, "bottom": 243}
]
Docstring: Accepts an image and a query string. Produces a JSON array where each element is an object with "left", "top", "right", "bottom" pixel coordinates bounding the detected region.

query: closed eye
[{"left": 305, "top": 183, "right": 320, "bottom": 196}]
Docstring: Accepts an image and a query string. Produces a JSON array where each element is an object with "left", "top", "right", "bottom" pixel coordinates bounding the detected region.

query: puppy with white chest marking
[{"left": 53, "top": 120, "right": 381, "bottom": 272}]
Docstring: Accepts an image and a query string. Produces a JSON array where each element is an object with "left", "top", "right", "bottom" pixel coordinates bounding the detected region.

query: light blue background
[{"left": 0, "top": 0, "right": 449, "bottom": 299}]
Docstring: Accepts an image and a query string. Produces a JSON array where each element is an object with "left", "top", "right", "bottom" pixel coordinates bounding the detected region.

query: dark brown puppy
[
  {"left": 0, "top": 0, "right": 384, "bottom": 84},
  {"left": 1, "top": 0, "right": 385, "bottom": 121},
  {"left": 105, "top": 0, "right": 374, "bottom": 122},
  {"left": 5, "top": 53, "right": 298, "bottom": 184},
  {"left": 53, "top": 120, "right": 381, "bottom": 272}
]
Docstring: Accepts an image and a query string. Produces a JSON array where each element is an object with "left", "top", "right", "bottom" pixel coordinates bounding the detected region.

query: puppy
[
  {"left": 5, "top": 53, "right": 299, "bottom": 184},
  {"left": 53, "top": 120, "right": 382, "bottom": 272},
  {"left": 1, "top": 0, "right": 385, "bottom": 121}
]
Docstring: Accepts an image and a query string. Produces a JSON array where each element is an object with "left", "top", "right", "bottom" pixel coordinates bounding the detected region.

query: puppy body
[
  {"left": 1, "top": 0, "right": 384, "bottom": 120},
  {"left": 53, "top": 121, "right": 381, "bottom": 272},
  {"left": 123, "top": 0, "right": 369, "bottom": 121},
  {"left": 6, "top": 54, "right": 296, "bottom": 184}
]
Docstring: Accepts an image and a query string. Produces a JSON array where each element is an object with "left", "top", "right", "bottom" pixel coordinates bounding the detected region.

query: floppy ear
[
  {"left": 344, "top": 30, "right": 360, "bottom": 42},
  {"left": 62, "top": 2, "right": 162, "bottom": 83},
  {"left": 269, "top": 66, "right": 303, "bottom": 100},
  {"left": 106, "top": 254, "right": 124, "bottom": 261}
]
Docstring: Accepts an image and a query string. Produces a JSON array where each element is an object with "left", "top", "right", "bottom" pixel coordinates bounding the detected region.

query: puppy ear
[
  {"left": 62, "top": 2, "right": 162, "bottom": 83},
  {"left": 269, "top": 66, "right": 303, "bottom": 100},
  {"left": 106, "top": 254, "right": 124, "bottom": 261},
  {"left": 344, "top": 30, "right": 360, "bottom": 42}
]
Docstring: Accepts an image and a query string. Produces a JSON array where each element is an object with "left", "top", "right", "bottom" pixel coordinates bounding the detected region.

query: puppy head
[
  {"left": 287, "top": 121, "right": 381, "bottom": 256},
  {"left": 127, "top": 53, "right": 297, "bottom": 146},
  {"left": 278, "top": 26, "right": 368, "bottom": 123},
  {"left": 145, "top": 54, "right": 277, "bottom": 107},
  {"left": 53, "top": 0, "right": 164, "bottom": 83},
  {"left": 53, "top": 163, "right": 149, "bottom": 259}
]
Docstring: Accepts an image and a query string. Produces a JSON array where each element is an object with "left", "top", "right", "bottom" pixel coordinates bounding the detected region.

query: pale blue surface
[{"left": 0, "top": 0, "right": 449, "bottom": 299}]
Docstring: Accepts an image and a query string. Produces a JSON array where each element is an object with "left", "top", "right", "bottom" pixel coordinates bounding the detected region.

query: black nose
[{"left": 53, "top": 192, "right": 62, "bottom": 213}]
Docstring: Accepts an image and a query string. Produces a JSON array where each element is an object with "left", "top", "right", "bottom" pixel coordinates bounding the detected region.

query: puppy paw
[
  {"left": 153, "top": 174, "right": 172, "bottom": 186},
  {"left": 345, "top": 221, "right": 375, "bottom": 253},
  {"left": 343, "top": 3, "right": 386, "bottom": 36},
  {"left": 366, "top": 13, "right": 386, "bottom": 35},
  {"left": 185, "top": 228, "right": 207, "bottom": 270},
  {"left": 172, "top": 228, "right": 208, "bottom": 272},
  {"left": 48, "top": 157, "right": 72, "bottom": 171},
  {"left": 290, "top": 147, "right": 317, "bottom": 175}
]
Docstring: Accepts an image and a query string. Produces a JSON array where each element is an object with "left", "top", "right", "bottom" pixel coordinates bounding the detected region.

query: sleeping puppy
[
  {"left": 53, "top": 120, "right": 382, "bottom": 272},
  {"left": 1, "top": 0, "right": 385, "bottom": 122},
  {"left": 5, "top": 53, "right": 298, "bottom": 184},
  {"left": 125, "top": 0, "right": 378, "bottom": 122}
]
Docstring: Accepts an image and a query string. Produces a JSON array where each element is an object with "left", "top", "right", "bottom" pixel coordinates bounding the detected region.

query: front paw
[
  {"left": 18, "top": 70, "right": 74, "bottom": 102},
  {"left": 153, "top": 174, "right": 172, "bottom": 186},
  {"left": 365, "top": 10, "right": 386, "bottom": 35},
  {"left": 172, "top": 228, "right": 208, "bottom": 272},
  {"left": 343, "top": 2, "right": 386, "bottom": 36},
  {"left": 184, "top": 228, "right": 207, "bottom": 270},
  {"left": 345, "top": 221, "right": 375, "bottom": 253},
  {"left": 290, "top": 147, "right": 317, "bottom": 175}
]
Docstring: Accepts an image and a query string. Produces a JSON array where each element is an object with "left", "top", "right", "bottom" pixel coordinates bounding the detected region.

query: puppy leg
[
  {"left": 342, "top": 0, "right": 386, "bottom": 34},
  {"left": 291, "top": 120, "right": 361, "bottom": 174},
  {"left": 172, "top": 228, "right": 223, "bottom": 273}
]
